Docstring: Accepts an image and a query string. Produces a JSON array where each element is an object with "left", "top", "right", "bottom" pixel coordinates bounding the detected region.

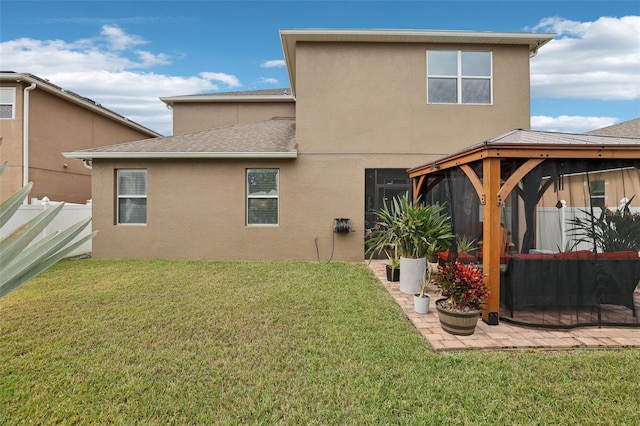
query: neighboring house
[
  {"left": 64, "top": 28, "right": 554, "bottom": 261},
  {"left": 585, "top": 117, "right": 640, "bottom": 138},
  {"left": 539, "top": 117, "right": 640, "bottom": 210},
  {"left": 0, "top": 72, "right": 161, "bottom": 204}
]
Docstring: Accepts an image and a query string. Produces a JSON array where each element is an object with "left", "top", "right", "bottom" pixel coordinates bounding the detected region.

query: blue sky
[{"left": 1, "top": 0, "right": 639, "bottom": 135}]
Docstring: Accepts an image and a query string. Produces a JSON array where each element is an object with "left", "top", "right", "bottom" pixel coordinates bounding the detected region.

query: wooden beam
[
  {"left": 497, "top": 159, "right": 545, "bottom": 204},
  {"left": 425, "top": 175, "right": 445, "bottom": 194},
  {"left": 538, "top": 176, "right": 555, "bottom": 203},
  {"left": 482, "top": 157, "right": 501, "bottom": 325},
  {"left": 460, "top": 164, "right": 485, "bottom": 205},
  {"left": 412, "top": 175, "right": 425, "bottom": 202}
]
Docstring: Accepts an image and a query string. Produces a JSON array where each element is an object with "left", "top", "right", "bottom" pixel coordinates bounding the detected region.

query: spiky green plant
[
  {"left": 0, "top": 146, "right": 97, "bottom": 298},
  {"left": 567, "top": 195, "right": 640, "bottom": 253},
  {"left": 366, "top": 192, "right": 453, "bottom": 259}
]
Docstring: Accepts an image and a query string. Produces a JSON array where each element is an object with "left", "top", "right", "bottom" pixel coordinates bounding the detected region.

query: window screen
[
  {"left": 117, "top": 169, "right": 147, "bottom": 224},
  {"left": 0, "top": 87, "right": 16, "bottom": 119},
  {"left": 247, "top": 169, "right": 279, "bottom": 225}
]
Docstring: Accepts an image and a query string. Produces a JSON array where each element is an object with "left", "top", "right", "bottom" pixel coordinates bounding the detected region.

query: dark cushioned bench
[{"left": 500, "top": 251, "right": 640, "bottom": 317}]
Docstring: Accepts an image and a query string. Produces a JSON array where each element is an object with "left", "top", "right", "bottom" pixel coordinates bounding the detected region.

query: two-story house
[
  {"left": 0, "top": 72, "right": 161, "bottom": 204},
  {"left": 63, "top": 29, "right": 554, "bottom": 261}
]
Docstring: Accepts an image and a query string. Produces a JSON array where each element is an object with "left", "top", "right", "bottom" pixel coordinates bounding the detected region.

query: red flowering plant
[{"left": 436, "top": 261, "right": 489, "bottom": 312}]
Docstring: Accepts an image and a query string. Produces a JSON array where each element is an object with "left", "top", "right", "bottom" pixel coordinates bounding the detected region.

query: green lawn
[{"left": 1, "top": 259, "right": 639, "bottom": 424}]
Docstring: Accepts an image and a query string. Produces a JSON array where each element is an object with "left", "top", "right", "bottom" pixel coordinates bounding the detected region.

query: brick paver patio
[{"left": 367, "top": 260, "right": 640, "bottom": 351}]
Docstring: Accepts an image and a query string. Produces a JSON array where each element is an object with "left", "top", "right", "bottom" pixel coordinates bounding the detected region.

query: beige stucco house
[
  {"left": 64, "top": 28, "right": 555, "bottom": 261},
  {"left": 0, "top": 72, "right": 161, "bottom": 204}
]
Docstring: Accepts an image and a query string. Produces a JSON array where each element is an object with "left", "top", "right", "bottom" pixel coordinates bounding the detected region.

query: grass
[{"left": 1, "top": 259, "right": 639, "bottom": 424}]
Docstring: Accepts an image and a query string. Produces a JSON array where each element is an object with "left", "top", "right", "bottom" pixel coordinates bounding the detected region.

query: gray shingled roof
[
  {"left": 585, "top": 118, "right": 640, "bottom": 138},
  {"left": 484, "top": 128, "right": 640, "bottom": 147},
  {"left": 63, "top": 118, "right": 296, "bottom": 159}
]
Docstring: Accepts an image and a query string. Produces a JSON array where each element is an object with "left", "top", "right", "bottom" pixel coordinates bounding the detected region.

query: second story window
[
  {"left": 427, "top": 50, "right": 492, "bottom": 105},
  {"left": 0, "top": 87, "right": 16, "bottom": 119}
]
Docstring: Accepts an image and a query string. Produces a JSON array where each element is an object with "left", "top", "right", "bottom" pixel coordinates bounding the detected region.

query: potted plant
[
  {"left": 413, "top": 264, "right": 432, "bottom": 314},
  {"left": 366, "top": 192, "right": 453, "bottom": 294},
  {"left": 385, "top": 244, "right": 400, "bottom": 282},
  {"left": 456, "top": 235, "right": 477, "bottom": 255},
  {"left": 438, "top": 234, "right": 478, "bottom": 264},
  {"left": 435, "top": 260, "right": 489, "bottom": 335}
]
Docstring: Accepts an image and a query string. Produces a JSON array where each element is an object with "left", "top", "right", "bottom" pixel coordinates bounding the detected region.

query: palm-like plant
[
  {"left": 366, "top": 192, "right": 453, "bottom": 259},
  {"left": 1, "top": 148, "right": 97, "bottom": 298},
  {"left": 567, "top": 196, "right": 640, "bottom": 253}
]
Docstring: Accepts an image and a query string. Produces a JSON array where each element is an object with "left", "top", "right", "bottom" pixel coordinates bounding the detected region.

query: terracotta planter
[
  {"left": 385, "top": 264, "right": 400, "bottom": 282},
  {"left": 436, "top": 298, "right": 481, "bottom": 336}
]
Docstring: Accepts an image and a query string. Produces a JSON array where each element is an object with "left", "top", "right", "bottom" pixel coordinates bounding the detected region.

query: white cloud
[
  {"left": 531, "top": 115, "right": 619, "bottom": 133},
  {"left": 530, "top": 16, "right": 640, "bottom": 101},
  {"left": 100, "top": 24, "right": 147, "bottom": 51},
  {"left": 0, "top": 25, "right": 244, "bottom": 135},
  {"left": 261, "top": 59, "right": 285, "bottom": 68},
  {"left": 256, "top": 77, "right": 279, "bottom": 85},
  {"left": 199, "top": 72, "right": 241, "bottom": 88}
]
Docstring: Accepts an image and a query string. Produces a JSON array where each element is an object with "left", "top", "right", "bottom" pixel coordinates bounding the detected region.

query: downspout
[{"left": 23, "top": 82, "right": 37, "bottom": 203}]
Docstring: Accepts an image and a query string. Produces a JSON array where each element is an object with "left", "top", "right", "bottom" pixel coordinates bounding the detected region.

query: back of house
[{"left": 64, "top": 28, "right": 554, "bottom": 261}]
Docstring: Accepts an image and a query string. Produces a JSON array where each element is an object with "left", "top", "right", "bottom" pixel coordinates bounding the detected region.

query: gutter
[
  {"left": 23, "top": 82, "right": 37, "bottom": 202},
  {"left": 160, "top": 93, "right": 294, "bottom": 107},
  {"left": 63, "top": 151, "right": 298, "bottom": 160}
]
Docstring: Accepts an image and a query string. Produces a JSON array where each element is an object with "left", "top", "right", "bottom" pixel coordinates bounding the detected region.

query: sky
[{"left": 1, "top": 0, "right": 639, "bottom": 136}]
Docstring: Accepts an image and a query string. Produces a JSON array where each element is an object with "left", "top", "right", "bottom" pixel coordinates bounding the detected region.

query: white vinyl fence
[
  {"left": 536, "top": 205, "right": 640, "bottom": 253},
  {"left": 1, "top": 199, "right": 93, "bottom": 258}
]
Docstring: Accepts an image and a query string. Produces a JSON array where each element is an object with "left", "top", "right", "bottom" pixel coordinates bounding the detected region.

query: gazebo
[{"left": 409, "top": 129, "right": 640, "bottom": 328}]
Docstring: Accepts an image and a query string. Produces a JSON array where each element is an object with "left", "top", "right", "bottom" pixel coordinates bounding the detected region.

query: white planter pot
[
  {"left": 399, "top": 256, "right": 427, "bottom": 295},
  {"left": 413, "top": 294, "right": 430, "bottom": 314}
]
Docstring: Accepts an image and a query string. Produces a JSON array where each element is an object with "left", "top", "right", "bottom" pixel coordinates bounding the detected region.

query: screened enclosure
[{"left": 409, "top": 130, "right": 640, "bottom": 328}]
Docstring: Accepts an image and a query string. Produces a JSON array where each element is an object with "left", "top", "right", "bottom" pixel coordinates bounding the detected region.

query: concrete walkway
[{"left": 367, "top": 260, "right": 640, "bottom": 352}]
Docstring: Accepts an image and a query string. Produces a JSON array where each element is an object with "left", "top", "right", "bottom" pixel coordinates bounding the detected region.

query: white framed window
[
  {"left": 589, "top": 180, "right": 605, "bottom": 208},
  {"left": 117, "top": 169, "right": 147, "bottom": 225},
  {"left": 0, "top": 87, "right": 16, "bottom": 119},
  {"left": 247, "top": 168, "right": 279, "bottom": 225},
  {"left": 427, "top": 50, "right": 492, "bottom": 105}
]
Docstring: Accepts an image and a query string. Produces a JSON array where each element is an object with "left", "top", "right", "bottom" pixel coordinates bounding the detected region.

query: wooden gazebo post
[{"left": 482, "top": 157, "right": 501, "bottom": 325}]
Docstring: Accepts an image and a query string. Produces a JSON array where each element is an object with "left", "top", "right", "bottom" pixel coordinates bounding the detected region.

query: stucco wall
[
  {"left": 90, "top": 40, "right": 534, "bottom": 261},
  {"left": 295, "top": 42, "right": 531, "bottom": 155},
  {"left": 172, "top": 102, "right": 295, "bottom": 135},
  {"left": 91, "top": 153, "right": 437, "bottom": 261}
]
